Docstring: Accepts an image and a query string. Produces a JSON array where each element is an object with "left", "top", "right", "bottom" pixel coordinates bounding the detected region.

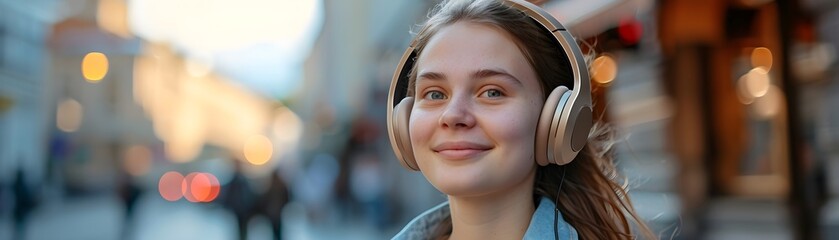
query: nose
[{"left": 439, "top": 96, "right": 476, "bottom": 129}]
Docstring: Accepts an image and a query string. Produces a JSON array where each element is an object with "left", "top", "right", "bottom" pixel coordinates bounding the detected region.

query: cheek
[
  {"left": 495, "top": 106, "right": 540, "bottom": 141},
  {"left": 408, "top": 109, "right": 434, "bottom": 146},
  {"left": 503, "top": 120, "right": 538, "bottom": 158},
  {"left": 494, "top": 104, "right": 542, "bottom": 163}
]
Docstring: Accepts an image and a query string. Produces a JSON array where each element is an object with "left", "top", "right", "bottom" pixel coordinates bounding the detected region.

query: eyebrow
[{"left": 416, "top": 68, "right": 523, "bottom": 86}]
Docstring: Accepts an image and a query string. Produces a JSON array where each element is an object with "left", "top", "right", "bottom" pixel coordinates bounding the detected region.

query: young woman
[{"left": 387, "top": 0, "right": 655, "bottom": 239}]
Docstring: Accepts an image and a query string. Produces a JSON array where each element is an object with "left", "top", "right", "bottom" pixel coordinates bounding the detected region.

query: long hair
[{"left": 406, "top": 0, "right": 656, "bottom": 239}]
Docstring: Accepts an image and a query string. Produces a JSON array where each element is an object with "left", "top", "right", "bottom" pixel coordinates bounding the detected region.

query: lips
[{"left": 431, "top": 141, "right": 493, "bottom": 160}]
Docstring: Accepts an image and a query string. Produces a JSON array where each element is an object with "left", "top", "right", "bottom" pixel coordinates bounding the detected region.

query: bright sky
[{"left": 127, "top": 0, "right": 323, "bottom": 98}]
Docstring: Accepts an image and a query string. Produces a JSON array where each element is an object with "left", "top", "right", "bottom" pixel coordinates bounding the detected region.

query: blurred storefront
[
  {"left": 655, "top": 0, "right": 837, "bottom": 239},
  {"left": 537, "top": 0, "right": 839, "bottom": 239}
]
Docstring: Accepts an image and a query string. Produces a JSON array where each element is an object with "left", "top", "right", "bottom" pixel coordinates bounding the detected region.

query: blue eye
[
  {"left": 483, "top": 89, "right": 503, "bottom": 98},
  {"left": 424, "top": 90, "right": 446, "bottom": 100}
]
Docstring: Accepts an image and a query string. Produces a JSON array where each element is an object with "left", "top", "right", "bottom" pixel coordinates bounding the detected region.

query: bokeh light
[
  {"left": 182, "top": 172, "right": 200, "bottom": 202},
  {"left": 159, "top": 171, "right": 184, "bottom": 201},
  {"left": 204, "top": 173, "right": 221, "bottom": 202},
  {"left": 82, "top": 52, "right": 109, "bottom": 82},
  {"left": 618, "top": 18, "right": 642, "bottom": 45},
  {"left": 243, "top": 134, "right": 273, "bottom": 165},
  {"left": 736, "top": 84, "right": 755, "bottom": 105},
  {"left": 743, "top": 67, "right": 770, "bottom": 98},
  {"left": 751, "top": 47, "right": 773, "bottom": 71},
  {"left": 56, "top": 98, "right": 83, "bottom": 132},
  {"left": 592, "top": 55, "right": 617, "bottom": 85},
  {"left": 182, "top": 172, "right": 221, "bottom": 203},
  {"left": 123, "top": 145, "right": 152, "bottom": 177}
]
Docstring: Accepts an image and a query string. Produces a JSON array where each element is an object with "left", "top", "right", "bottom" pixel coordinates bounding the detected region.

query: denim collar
[{"left": 392, "top": 196, "right": 578, "bottom": 239}]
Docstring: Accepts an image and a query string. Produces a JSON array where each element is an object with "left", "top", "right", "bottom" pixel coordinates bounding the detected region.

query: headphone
[{"left": 386, "top": 0, "right": 592, "bottom": 172}]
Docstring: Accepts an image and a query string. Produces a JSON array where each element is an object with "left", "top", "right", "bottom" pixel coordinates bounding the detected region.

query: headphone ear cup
[
  {"left": 551, "top": 90, "right": 576, "bottom": 166},
  {"left": 535, "top": 86, "right": 568, "bottom": 166},
  {"left": 554, "top": 98, "right": 592, "bottom": 166},
  {"left": 393, "top": 97, "right": 419, "bottom": 170}
]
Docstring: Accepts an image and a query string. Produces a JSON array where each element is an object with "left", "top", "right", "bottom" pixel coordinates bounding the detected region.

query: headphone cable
[{"left": 554, "top": 166, "right": 567, "bottom": 240}]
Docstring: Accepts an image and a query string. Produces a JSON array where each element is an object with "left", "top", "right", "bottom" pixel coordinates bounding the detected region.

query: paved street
[{"left": 0, "top": 192, "right": 396, "bottom": 240}]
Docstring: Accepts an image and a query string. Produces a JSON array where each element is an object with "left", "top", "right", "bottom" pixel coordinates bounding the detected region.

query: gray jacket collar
[{"left": 392, "top": 196, "right": 578, "bottom": 239}]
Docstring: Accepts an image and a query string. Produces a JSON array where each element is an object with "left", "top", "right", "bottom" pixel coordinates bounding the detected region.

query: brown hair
[{"left": 407, "top": 0, "right": 656, "bottom": 239}]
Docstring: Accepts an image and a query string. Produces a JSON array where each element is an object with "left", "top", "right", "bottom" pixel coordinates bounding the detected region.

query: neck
[{"left": 446, "top": 174, "right": 536, "bottom": 240}]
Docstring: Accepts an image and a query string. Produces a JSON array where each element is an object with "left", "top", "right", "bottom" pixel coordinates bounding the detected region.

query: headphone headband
[{"left": 506, "top": 0, "right": 591, "bottom": 117}]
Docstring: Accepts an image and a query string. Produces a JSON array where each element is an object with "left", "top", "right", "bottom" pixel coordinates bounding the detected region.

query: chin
[
  {"left": 426, "top": 169, "right": 496, "bottom": 197},
  {"left": 429, "top": 166, "right": 537, "bottom": 199},
  {"left": 436, "top": 184, "right": 492, "bottom": 198}
]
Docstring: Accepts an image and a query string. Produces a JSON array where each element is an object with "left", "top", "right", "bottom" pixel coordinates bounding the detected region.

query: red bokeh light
[
  {"left": 205, "top": 173, "right": 220, "bottom": 202},
  {"left": 159, "top": 171, "right": 184, "bottom": 201},
  {"left": 618, "top": 18, "right": 642, "bottom": 46},
  {"left": 182, "top": 172, "right": 221, "bottom": 202}
]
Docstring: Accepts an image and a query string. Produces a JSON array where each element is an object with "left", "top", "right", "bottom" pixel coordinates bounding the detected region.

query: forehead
[{"left": 416, "top": 21, "right": 537, "bottom": 85}]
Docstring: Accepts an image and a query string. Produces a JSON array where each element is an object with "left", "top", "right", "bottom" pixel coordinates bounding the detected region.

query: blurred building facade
[
  {"left": 0, "top": 0, "right": 56, "bottom": 189},
  {"left": 653, "top": 0, "right": 838, "bottom": 239}
]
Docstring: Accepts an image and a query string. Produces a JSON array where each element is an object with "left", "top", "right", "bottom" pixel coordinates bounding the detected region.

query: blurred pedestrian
[
  {"left": 12, "top": 168, "right": 36, "bottom": 240},
  {"left": 253, "top": 170, "right": 291, "bottom": 240},
  {"left": 220, "top": 158, "right": 257, "bottom": 240},
  {"left": 118, "top": 164, "right": 141, "bottom": 239},
  {"left": 349, "top": 151, "right": 389, "bottom": 230},
  {"left": 293, "top": 153, "right": 339, "bottom": 223}
]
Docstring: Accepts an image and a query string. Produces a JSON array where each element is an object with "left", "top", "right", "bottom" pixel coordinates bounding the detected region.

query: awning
[{"left": 544, "top": 0, "right": 653, "bottom": 38}]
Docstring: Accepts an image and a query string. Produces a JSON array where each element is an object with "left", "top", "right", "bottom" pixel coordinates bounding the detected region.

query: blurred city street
[
  {"left": 0, "top": 192, "right": 399, "bottom": 240},
  {"left": 2, "top": 0, "right": 839, "bottom": 239}
]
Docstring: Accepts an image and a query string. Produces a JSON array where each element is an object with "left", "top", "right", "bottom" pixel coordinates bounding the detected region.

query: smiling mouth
[
  {"left": 434, "top": 149, "right": 490, "bottom": 160},
  {"left": 432, "top": 142, "right": 493, "bottom": 160}
]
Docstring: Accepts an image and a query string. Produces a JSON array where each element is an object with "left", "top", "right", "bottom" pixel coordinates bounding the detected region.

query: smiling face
[{"left": 409, "top": 21, "right": 545, "bottom": 197}]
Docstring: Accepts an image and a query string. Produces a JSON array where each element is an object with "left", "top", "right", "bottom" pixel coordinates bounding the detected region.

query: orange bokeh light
[
  {"left": 182, "top": 172, "right": 220, "bottom": 202},
  {"left": 159, "top": 171, "right": 184, "bottom": 201},
  {"left": 205, "top": 173, "right": 220, "bottom": 202},
  {"left": 592, "top": 55, "right": 617, "bottom": 85},
  {"left": 751, "top": 47, "right": 773, "bottom": 71},
  {"left": 82, "top": 52, "right": 109, "bottom": 82},
  {"left": 243, "top": 135, "right": 273, "bottom": 165}
]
